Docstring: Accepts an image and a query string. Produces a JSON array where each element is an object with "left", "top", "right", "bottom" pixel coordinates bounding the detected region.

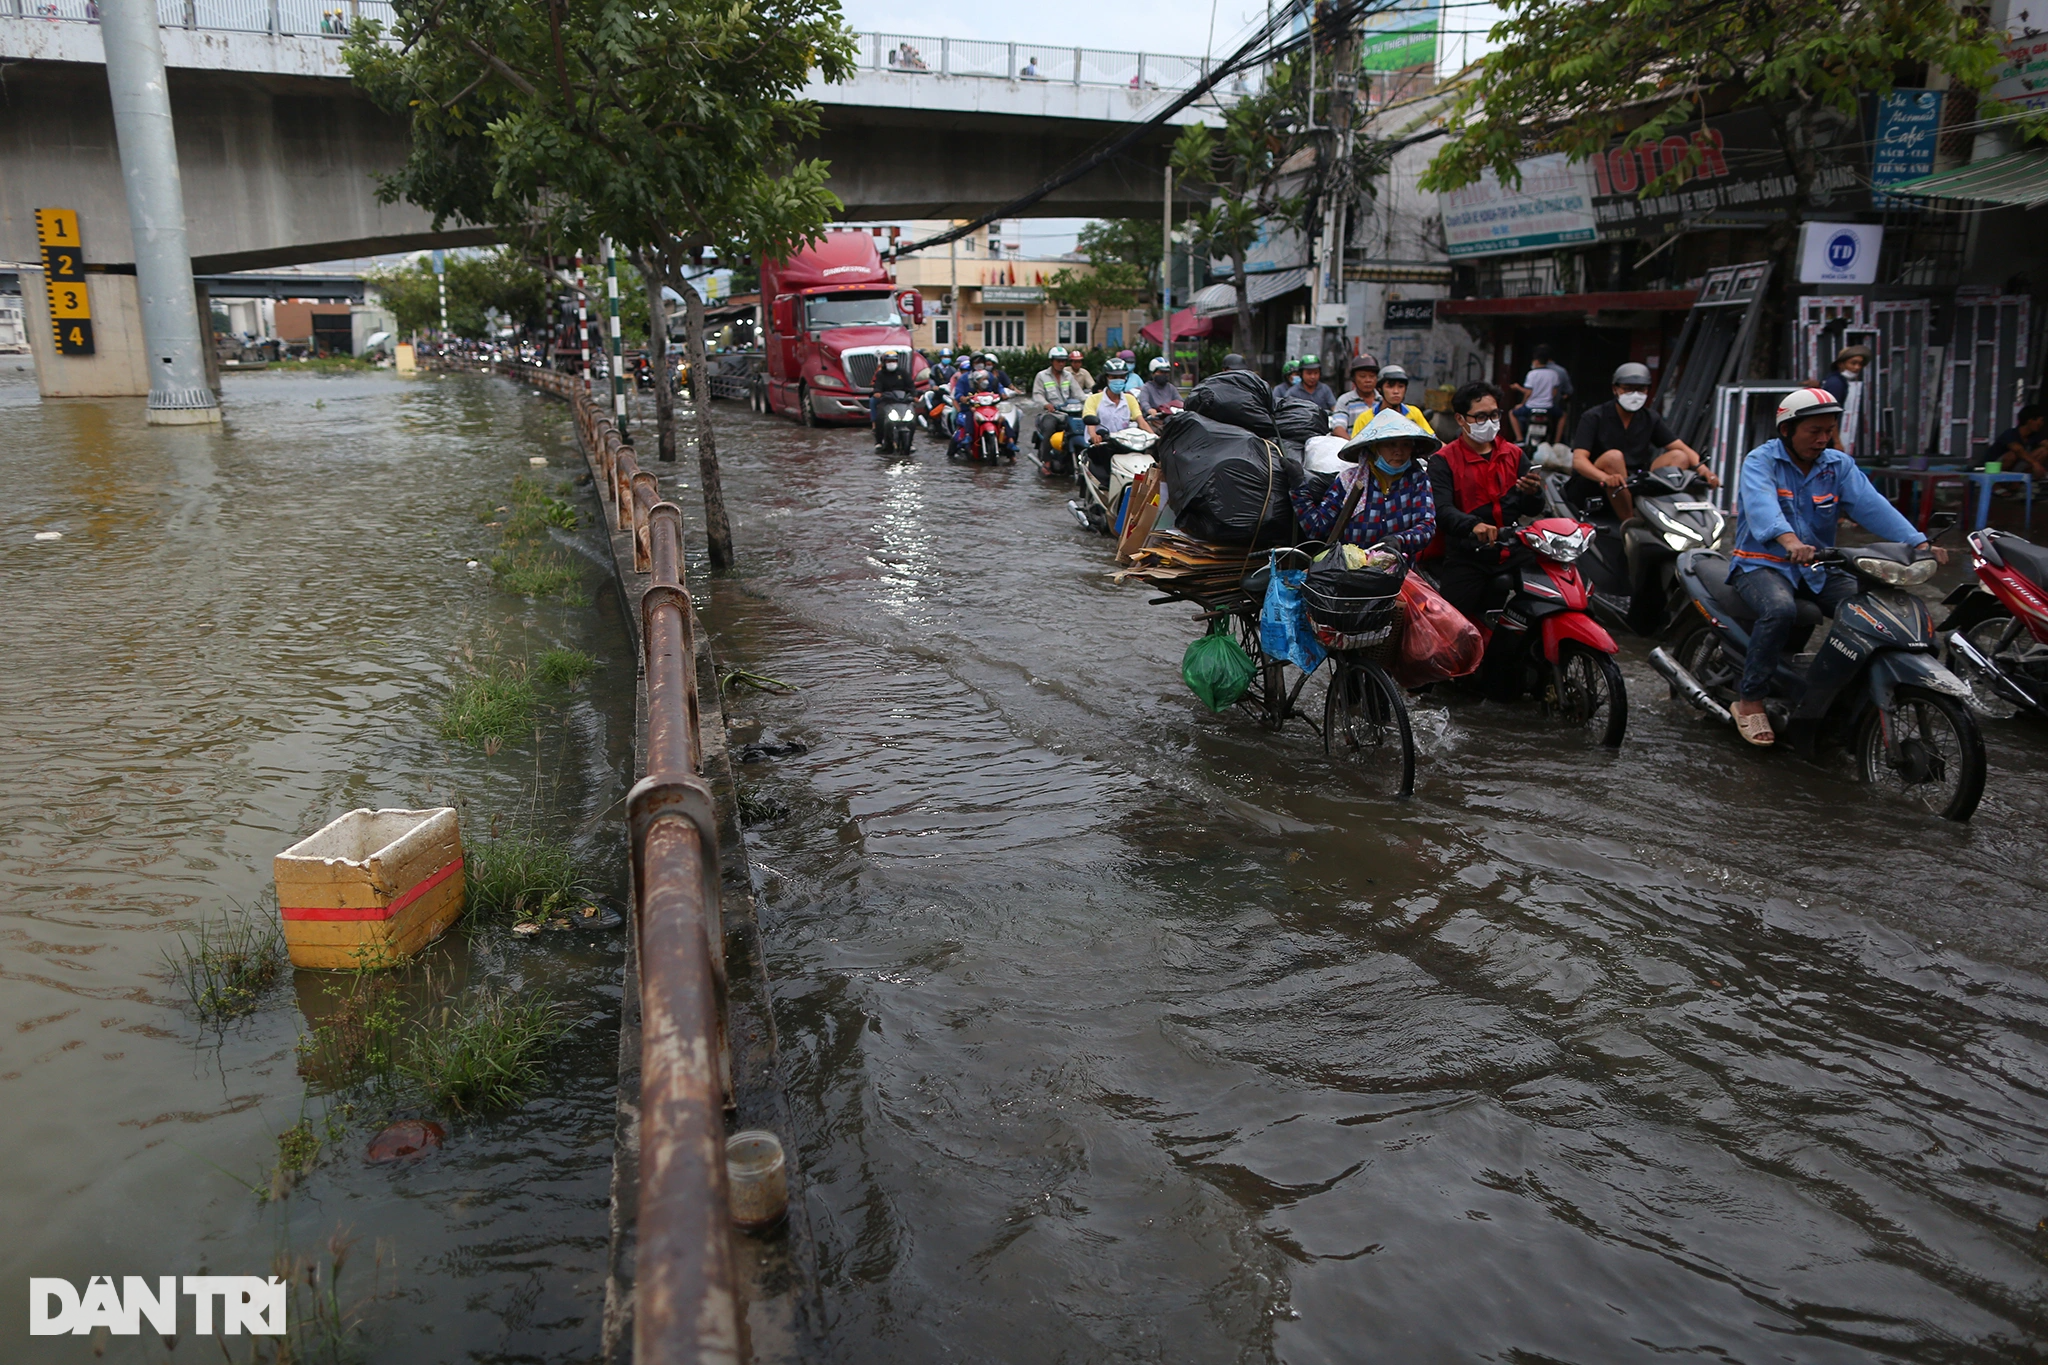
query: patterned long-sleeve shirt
[{"left": 1293, "top": 461, "right": 1437, "bottom": 557}]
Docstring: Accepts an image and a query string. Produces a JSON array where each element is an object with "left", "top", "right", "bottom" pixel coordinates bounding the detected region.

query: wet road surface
[
  {"left": 0, "top": 367, "right": 629, "bottom": 1361},
  {"left": 696, "top": 401, "right": 2048, "bottom": 1362}
]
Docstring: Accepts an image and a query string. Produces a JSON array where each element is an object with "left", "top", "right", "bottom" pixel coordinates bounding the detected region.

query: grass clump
[
  {"left": 467, "top": 831, "right": 588, "bottom": 926},
  {"left": 534, "top": 647, "right": 597, "bottom": 688},
  {"left": 278, "top": 1118, "right": 321, "bottom": 1174},
  {"left": 489, "top": 544, "right": 588, "bottom": 603},
  {"left": 296, "top": 974, "right": 408, "bottom": 1092},
  {"left": 167, "top": 900, "right": 286, "bottom": 1022},
  {"left": 403, "top": 990, "right": 571, "bottom": 1113},
  {"left": 439, "top": 664, "right": 537, "bottom": 746}
]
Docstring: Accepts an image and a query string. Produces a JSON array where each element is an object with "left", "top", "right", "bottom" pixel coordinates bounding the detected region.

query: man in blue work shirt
[{"left": 1727, "top": 387, "right": 1945, "bottom": 746}]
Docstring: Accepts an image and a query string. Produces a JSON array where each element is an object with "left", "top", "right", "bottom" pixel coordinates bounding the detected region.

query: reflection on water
[
  {"left": 0, "top": 368, "right": 631, "bottom": 1361},
  {"left": 704, "top": 406, "right": 2048, "bottom": 1363}
]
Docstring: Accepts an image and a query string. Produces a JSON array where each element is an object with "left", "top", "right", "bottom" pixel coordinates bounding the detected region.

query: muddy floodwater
[
  {"left": 0, "top": 367, "right": 630, "bottom": 1361},
  {"left": 700, "top": 403, "right": 2048, "bottom": 1362},
  {"left": 8, "top": 363, "right": 2048, "bottom": 1364}
]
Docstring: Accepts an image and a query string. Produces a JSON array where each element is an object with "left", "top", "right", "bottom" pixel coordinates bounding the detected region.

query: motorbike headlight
[
  {"left": 1662, "top": 529, "right": 1695, "bottom": 552},
  {"left": 1856, "top": 554, "right": 1937, "bottom": 587},
  {"left": 1536, "top": 528, "right": 1590, "bottom": 562}
]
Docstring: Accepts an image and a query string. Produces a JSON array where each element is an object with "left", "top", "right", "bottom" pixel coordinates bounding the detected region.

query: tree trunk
[
  {"left": 678, "top": 270, "right": 736, "bottom": 569},
  {"left": 635, "top": 250, "right": 678, "bottom": 462},
  {"left": 1231, "top": 249, "right": 1254, "bottom": 366}
]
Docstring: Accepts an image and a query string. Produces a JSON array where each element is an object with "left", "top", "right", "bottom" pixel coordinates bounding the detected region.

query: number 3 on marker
[{"left": 50, "top": 286, "right": 89, "bottom": 318}]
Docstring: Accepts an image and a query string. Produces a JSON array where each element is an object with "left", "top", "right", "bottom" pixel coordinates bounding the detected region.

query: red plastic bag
[{"left": 1391, "top": 575, "right": 1483, "bottom": 687}]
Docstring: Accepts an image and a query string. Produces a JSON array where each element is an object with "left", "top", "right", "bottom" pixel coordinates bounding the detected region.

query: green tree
[
  {"left": 1417, "top": 0, "right": 2016, "bottom": 270},
  {"left": 1170, "top": 54, "right": 1318, "bottom": 352},
  {"left": 369, "top": 249, "right": 552, "bottom": 340},
  {"left": 345, "top": 0, "right": 856, "bottom": 568},
  {"left": 1046, "top": 260, "right": 1151, "bottom": 347}
]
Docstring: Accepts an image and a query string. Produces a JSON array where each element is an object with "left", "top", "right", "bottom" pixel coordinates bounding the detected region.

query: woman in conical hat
[{"left": 1290, "top": 409, "right": 1439, "bottom": 558}]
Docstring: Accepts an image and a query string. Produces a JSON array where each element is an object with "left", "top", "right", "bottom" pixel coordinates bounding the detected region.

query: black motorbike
[
  {"left": 873, "top": 395, "right": 917, "bottom": 455},
  {"left": 1650, "top": 542, "right": 1986, "bottom": 821},
  {"left": 1036, "top": 398, "right": 1085, "bottom": 476},
  {"left": 1544, "top": 466, "right": 1727, "bottom": 636}
]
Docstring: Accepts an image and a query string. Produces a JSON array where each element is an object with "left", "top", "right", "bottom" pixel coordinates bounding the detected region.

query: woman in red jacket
[{"left": 1427, "top": 381, "right": 1545, "bottom": 624}]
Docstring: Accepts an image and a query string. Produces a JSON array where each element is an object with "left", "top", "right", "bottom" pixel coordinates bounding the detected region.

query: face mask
[
  {"left": 1108, "top": 377, "right": 1128, "bottom": 393},
  {"left": 1466, "top": 418, "right": 1500, "bottom": 443},
  {"left": 1372, "top": 455, "right": 1407, "bottom": 476},
  {"left": 1617, "top": 391, "right": 1648, "bottom": 412}
]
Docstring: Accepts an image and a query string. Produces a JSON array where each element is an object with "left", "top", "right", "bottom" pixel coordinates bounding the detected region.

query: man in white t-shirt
[{"left": 1511, "top": 343, "right": 1570, "bottom": 443}]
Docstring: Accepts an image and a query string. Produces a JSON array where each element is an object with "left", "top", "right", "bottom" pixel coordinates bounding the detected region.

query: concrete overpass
[{"left": 0, "top": 16, "right": 1220, "bottom": 275}]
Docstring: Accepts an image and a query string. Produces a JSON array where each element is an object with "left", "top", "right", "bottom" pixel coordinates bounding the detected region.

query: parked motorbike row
[{"left": 844, "top": 372, "right": 2043, "bottom": 824}]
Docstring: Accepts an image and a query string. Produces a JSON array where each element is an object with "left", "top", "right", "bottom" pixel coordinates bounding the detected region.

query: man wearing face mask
[
  {"left": 1568, "top": 361, "right": 1713, "bottom": 521},
  {"left": 1427, "top": 381, "right": 1544, "bottom": 624}
]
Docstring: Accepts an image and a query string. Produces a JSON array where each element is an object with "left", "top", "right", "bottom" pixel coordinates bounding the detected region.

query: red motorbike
[
  {"left": 1471, "top": 517, "right": 1628, "bottom": 744},
  {"left": 949, "top": 390, "right": 1016, "bottom": 464},
  {"left": 1939, "top": 528, "right": 2048, "bottom": 720}
]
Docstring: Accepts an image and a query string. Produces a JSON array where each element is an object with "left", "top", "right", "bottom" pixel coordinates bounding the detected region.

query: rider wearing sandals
[{"left": 1727, "top": 387, "right": 1945, "bottom": 746}]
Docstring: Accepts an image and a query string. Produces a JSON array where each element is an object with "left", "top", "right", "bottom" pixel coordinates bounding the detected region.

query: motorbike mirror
[{"left": 1925, "top": 510, "right": 1959, "bottom": 540}]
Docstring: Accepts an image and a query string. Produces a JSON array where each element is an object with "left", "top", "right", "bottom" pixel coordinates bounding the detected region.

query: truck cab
[{"left": 762, "top": 232, "right": 926, "bottom": 426}]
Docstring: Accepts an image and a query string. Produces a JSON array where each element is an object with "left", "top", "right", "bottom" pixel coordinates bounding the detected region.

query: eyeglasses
[{"left": 1461, "top": 408, "right": 1500, "bottom": 421}]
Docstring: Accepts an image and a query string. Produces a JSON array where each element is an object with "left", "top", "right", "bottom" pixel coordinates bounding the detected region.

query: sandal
[{"left": 1733, "top": 708, "right": 1775, "bottom": 747}]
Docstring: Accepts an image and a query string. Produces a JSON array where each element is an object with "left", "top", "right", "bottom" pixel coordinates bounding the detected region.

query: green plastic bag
[{"left": 1182, "top": 618, "right": 1257, "bottom": 712}]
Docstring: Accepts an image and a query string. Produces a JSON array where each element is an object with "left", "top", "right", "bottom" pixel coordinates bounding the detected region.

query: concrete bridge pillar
[{"left": 101, "top": 0, "right": 220, "bottom": 424}]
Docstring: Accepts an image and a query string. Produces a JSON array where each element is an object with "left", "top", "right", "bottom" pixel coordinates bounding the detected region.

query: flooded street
[
  {"left": 701, "top": 403, "right": 2048, "bottom": 1361},
  {"left": 0, "top": 367, "right": 631, "bottom": 1361}
]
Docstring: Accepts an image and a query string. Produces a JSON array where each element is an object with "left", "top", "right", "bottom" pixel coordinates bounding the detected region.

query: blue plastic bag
[{"left": 1259, "top": 551, "right": 1326, "bottom": 674}]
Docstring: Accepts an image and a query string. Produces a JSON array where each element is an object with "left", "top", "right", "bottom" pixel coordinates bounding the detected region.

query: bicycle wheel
[{"left": 1323, "top": 655, "right": 1415, "bottom": 797}]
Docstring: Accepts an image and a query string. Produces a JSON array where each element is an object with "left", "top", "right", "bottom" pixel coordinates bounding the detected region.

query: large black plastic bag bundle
[
  {"left": 1156, "top": 411, "right": 1295, "bottom": 547},
  {"left": 1185, "top": 370, "right": 1278, "bottom": 438},
  {"left": 1272, "top": 394, "right": 1328, "bottom": 445}
]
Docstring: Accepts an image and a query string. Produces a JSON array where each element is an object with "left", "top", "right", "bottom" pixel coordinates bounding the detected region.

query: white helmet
[
  {"left": 1047, "top": 345, "right": 1068, "bottom": 360},
  {"left": 1148, "top": 356, "right": 1170, "bottom": 373},
  {"left": 1775, "top": 386, "right": 1843, "bottom": 429}
]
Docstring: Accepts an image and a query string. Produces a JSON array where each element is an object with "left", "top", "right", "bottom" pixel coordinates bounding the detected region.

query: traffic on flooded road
[{"left": 698, "top": 384, "right": 2048, "bottom": 1363}]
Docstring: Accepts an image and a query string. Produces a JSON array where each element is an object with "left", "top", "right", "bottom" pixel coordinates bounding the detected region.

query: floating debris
[
  {"left": 528, "top": 456, "right": 548, "bottom": 467},
  {"left": 512, "top": 921, "right": 542, "bottom": 936},
  {"left": 735, "top": 737, "right": 809, "bottom": 763},
  {"left": 366, "top": 1119, "right": 446, "bottom": 1163},
  {"left": 466, "top": 560, "right": 481, "bottom": 569},
  {"left": 34, "top": 531, "right": 62, "bottom": 542}
]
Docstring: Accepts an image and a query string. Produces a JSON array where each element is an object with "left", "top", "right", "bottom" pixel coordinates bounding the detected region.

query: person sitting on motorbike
[
  {"left": 1338, "top": 354, "right": 1381, "bottom": 433},
  {"left": 1032, "top": 345, "right": 1091, "bottom": 450},
  {"left": 1349, "top": 364, "right": 1428, "bottom": 436},
  {"left": 1271, "top": 357, "right": 1301, "bottom": 404},
  {"left": 1290, "top": 354, "right": 1338, "bottom": 412},
  {"left": 953, "top": 370, "right": 1011, "bottom": 451},
  {"left": 868, "top": 348, "right": 917, "bottom": 448},
  {"left": 1292, "top": 409, "right": 1439, "bottom": 558},
  {"left": 1569, "top": 361, "right": 1715, "bottom": 520},
  {"left": 1427, "top": 381, "right": 1543, "bottom": 624},
  {"left": 1082, "top": 359, "right": 1155, "bottom": 480},
  {"left": 1138, "top": 356, "right": 1183, "bottom": 419},
  {"left": 979, "top": 351, "right": 1017, "bottom": 396},
  {"left": 1726, "top": 387, "right": 1944, "bottom": 747}
]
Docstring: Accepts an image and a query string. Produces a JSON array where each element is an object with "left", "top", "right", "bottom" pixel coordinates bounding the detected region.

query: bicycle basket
[{"left": 1303, "top": 542, "right": 1406, "bottom": 635}]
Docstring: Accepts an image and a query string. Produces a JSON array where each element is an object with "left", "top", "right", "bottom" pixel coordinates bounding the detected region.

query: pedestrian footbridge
[{"left": 0, "top": 13, "right": 1220, "bottom": 272}]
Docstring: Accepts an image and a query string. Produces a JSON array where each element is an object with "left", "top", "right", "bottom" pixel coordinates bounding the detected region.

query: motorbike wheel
[
  {"left": 1323, "top": 655, "right": 1416, "bottom": 799},
  {"left": 1553, "top": 643, "right": 1627, "bottom": 746},
  {"left": 1672, "top": 620, "right": 1740, "bottom": 699},
  {"left": 1855, "top": 686, "right": 1986, "bottom": 822},
  {"left": 799, "top": 386, "right": 818, "bottom": 427},
  {"left": 893, "top": 424, "right": 914, "bottom": 456},
  {"left": 1944, "top": 613, "right": 2024, "bottom": 720}
]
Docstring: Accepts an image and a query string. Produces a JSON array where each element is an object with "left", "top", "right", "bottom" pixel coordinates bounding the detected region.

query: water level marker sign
[{"left": 35, "top": 208, "right": 94, "bottom": 357}]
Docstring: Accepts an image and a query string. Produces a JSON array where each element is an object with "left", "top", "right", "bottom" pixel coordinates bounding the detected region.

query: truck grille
[{"left": 843, "top": 352, "right": 879, "bottom": 391}]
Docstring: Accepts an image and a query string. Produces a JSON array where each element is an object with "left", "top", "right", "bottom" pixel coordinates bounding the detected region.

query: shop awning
[
  {"left": 1436, "top": 289, "right": 1698, "bottom": 320},
  {"left": 1139, "top": 305, "right": 1216, "bottom": 344},
  {"left": 1887, "top": 148, "right": 2048, "bottom": 207},
  {"left": 1193, "top": 267, "right": 1310, "bottom": 317}
]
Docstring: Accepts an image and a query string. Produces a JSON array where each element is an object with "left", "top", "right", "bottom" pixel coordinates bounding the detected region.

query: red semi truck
[{"left": 761, "top": 231, "right": 926, "bottom": 426}]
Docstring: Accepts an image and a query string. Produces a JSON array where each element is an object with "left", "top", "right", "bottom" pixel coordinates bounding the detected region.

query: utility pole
[
  {"left": 576, "top": 249, "right": 589, "bottom": 396},
  {"left": 605, "top": 237, "right": 626, "bottom": 435},
  {"left": 1163, "top": 164, "right": 1174, "bottom": 375},
  {"left": 948, "top": 231, "right": 958, "bottom": 353},
  {"left": 100, "top": 0, "right": 219, "bottom": 424}
]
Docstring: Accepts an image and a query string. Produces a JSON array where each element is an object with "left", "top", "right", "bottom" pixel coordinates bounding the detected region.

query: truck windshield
[{"left": 805, "top": 294, "right": 901, "bottom": 330}]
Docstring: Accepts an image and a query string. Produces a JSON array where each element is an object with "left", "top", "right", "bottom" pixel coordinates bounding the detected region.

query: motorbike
[
  {"left": 1937, "top": 527, "right": 2048, "bottom": 720},
  {"left": 949, "top": 391, "right": 1018, "bottom": 464},
  {"left": 874, "top": 395, "right": 917, "bottom": 456},
  {"left": 1543, "top": 465, "right": 1728, "bottom": 636},
  {"left": 1036, "top": 398, "right": 1086, "bottom": 476},
  {"left": 1650, "top": 543, "right": 1986, "bottom": 821},
  {"left": 1069, "top": 427, "right": 1159, "bottom": 536},
  {"left": 1470, "top": 518, "right": 1628, "bottom": 745},
  {"left": 917, "top": 388, "right": 954, "bottom": 442}
]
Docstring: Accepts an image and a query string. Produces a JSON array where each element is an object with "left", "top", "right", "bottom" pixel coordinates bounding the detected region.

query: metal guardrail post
[
  {"left": 1006, "top": 41, "right": 1015, "bottom": 79},
  {"left": 267, "top": 0, "right": 278, "bottom": 35},
  {"left": 939, "top": 36, "right": 948, "bottom": 76},
  {"left": 1073, "top": 46, "right": 1082, "bottom": 85}
]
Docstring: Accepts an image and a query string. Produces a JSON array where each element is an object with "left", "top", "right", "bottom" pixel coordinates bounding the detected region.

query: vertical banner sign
[
  {"left": 36, "top": 208, "right": 94, "bottom": 356},
  {"left": 1871, "top": 90, "right": 1944, "bottom": 207}
]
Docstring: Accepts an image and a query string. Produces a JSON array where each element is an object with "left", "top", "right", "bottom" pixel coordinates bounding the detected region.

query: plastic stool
[{"left": 1964, "top": 471, "right": 2035, "bottom": 530}]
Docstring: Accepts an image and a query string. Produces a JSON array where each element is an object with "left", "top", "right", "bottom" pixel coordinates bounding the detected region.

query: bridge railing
[
  {"left": 862, "top": 30, "right": 1227, "bottom": 91},
  {"left": 12, "top": 0, "right": 397, "bottom": 38}
]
